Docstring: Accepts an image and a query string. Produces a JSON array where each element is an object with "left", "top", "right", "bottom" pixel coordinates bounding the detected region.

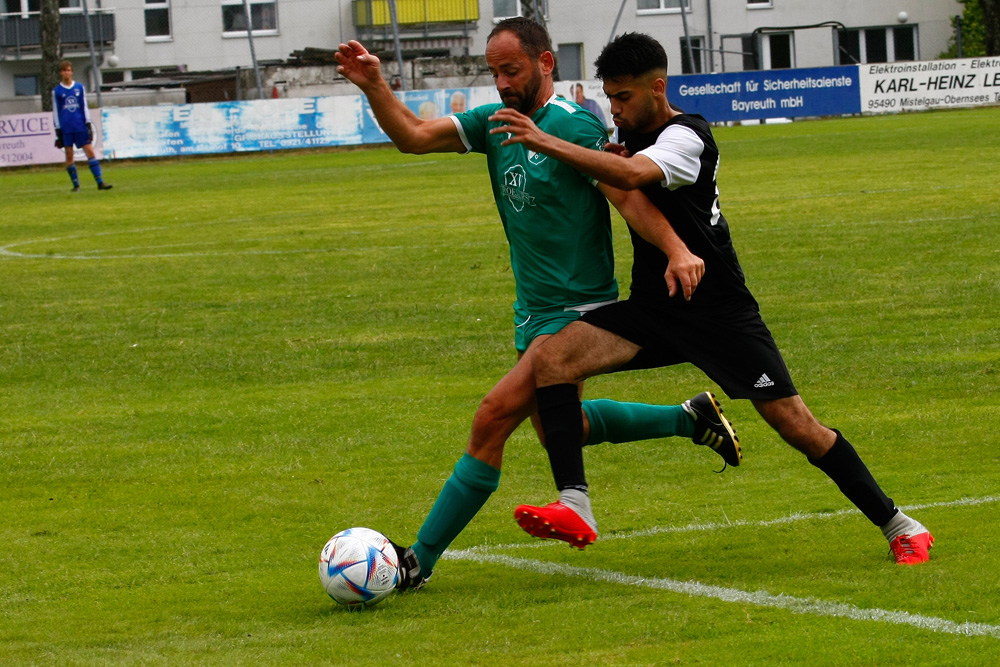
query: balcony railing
[
  {"left": 0, "top": 11, "right": 116, "bottom": 55},
  {"left": 352, "top": 0, "right": 478, "bottom": 30}
]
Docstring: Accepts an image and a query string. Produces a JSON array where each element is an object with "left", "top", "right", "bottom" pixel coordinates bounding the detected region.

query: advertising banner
[
  {"left": 858, "top": 57, "right": 1000, "bottom": 113},
  {"left": 4, "top": 58, "right": 996, "bottom": 166},
  {"left": 103, "top": 96, "right": 365, "bottom": 159},
  {"left": 669, "top": 66, "right": 860, "bottom": 123},
  {"left": 554, "top": 80, "right": 611, "bottom": 129},
  {"left": 231, "top": 96, "right": 363, "bottom": 152},
  {"left": 1, "top": 112, "right": 104, "bottom": 167},
  {"left": 362, "top": 86, "right": 500, "bottom": 144}
]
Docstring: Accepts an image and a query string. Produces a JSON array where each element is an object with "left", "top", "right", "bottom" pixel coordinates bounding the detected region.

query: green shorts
[{"left": 513, "top": 299, "right": 617, "bottom": 353}]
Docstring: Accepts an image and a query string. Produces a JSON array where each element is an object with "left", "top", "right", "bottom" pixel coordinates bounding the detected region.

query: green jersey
[{"left": 451, "top": 95, "right": 617, "bottom": 314}]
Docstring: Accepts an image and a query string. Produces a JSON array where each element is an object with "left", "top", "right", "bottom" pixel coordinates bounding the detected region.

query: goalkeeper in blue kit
[{"left": 52, "top": 60, "right": 112, "bottom": 192}]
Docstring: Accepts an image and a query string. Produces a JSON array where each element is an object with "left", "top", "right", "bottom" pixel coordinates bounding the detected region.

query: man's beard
[{"left": 502, "top": 67, "right": 543, "bottom": 115}]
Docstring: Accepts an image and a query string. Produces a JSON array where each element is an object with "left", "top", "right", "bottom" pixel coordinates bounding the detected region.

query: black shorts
[{"left": 580, "top": 298, "right": 796, "bottom": 400}]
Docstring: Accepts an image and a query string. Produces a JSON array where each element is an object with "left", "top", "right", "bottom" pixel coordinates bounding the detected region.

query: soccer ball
[{"left": 319, "top": 527, "right": 399, "bottom": 608}]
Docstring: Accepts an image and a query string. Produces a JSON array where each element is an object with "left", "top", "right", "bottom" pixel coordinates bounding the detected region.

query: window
[
  {"left": 893, "top": 25, "right": 915, "bottom": 61},
  {"left": 836, "top": 29, "right": 861, "bottom": 65},
  {"left": 837, "top": 26, "right": 917, "bottom": 65},
  {"left": 767, "top": 33, "right": 792, "bottom": 69},
  {"left": 558, "top": 43, "right": 583, "bottom": 80},
  {"left": 680, "top": 36, "right": 703, "bottom": 74},
  {"left": 746, "top": 0, "right": 771, "bottom": 7},
  {"left": 6, "top": 0, "right": 78, "bottom": 12},
  {"left": 865, "top": 29, "right": 887, "bottom": 64},
  {"left": 494, "top": 0, "right": 548, "bottom": 20},
  {"left": 638, "top": 0, "right": 689, "bottom": 12},
  {"left": 741, "top": 35, "right": 759, "bottom": 70},
  {"left": 145, "top": 0, "right": 171, "bottom": 39},
  {"left": 14, "top": 74, "right": 39, "bottom": 96},
  {"left": 102, "top": 70, "right": 125, "bottom": 85},
  {"left": 222, "top": 0, "right": 277, "bottom": 35}
]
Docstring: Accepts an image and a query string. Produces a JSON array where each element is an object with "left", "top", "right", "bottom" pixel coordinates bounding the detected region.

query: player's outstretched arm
[
  {"left": 488, "top": 108, "right": 661, "bottom": 189},
  {"left": 335, "top": 40, "right": 464, "bottom": 155},
  {"left": 601, "top": 184, "right": 705, "bottom": 301}
]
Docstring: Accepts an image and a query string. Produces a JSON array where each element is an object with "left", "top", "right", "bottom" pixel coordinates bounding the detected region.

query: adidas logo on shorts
[{"left": 754, "top": 373, "right": 775, "bottom": 388}]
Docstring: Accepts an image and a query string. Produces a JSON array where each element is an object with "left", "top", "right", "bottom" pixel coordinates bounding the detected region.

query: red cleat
[
  {"left": 514, "top": 501, "right": 597, "bottom": 550},
  {"left": 890, "top": 531, "right": 934, "bottom": 565}
]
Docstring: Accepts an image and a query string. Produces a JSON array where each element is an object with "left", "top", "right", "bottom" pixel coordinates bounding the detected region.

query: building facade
[{"left": 1, "top": 0, "right": 961, "bottom": 107}]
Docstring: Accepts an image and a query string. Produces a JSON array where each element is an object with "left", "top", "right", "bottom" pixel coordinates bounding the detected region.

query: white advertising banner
[
  {"left": 0, "top": 112, "right": 103, "bottom": 167},
  {"left": 859, "top": 56, "right": 1000, "bottom": 114}
]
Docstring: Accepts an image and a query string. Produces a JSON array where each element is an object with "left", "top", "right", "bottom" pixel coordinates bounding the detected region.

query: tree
[
  {"left": 983, "top": 0, "right": 1000, "bottom": 55},
  {"left": 519, "top": 1, "right": 542, "bottom": 23},
  {"left": 940, "top": 0, "right": 999, "bottom": 58},
  {"left": 40, "top": 0, "right": 61, "bottom": 112}
]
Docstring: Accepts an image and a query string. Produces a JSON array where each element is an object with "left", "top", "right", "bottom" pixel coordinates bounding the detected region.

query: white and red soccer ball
[{"left": 319, "top": 527, "right": 399, "bottom": 607}]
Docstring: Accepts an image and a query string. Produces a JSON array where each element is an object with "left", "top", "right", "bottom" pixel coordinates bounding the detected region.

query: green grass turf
[{"left": 1, "top": 106, "right": 999, "bottom": 665}]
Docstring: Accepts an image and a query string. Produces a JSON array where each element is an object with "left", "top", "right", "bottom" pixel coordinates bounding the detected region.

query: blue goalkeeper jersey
[{"left": 52, "top": 81, "right": 92, "bottom": 134}]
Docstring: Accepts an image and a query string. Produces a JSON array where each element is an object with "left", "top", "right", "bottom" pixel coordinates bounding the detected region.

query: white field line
[
  {"left": 442, "top": 495, "right": 1000, "bottom": 639},
  {"left": 443, "top": 549, "right": 1000, "bottom": 639},
  {"left": 472, "top": 495, "right": 1000, "bottom": 553}
]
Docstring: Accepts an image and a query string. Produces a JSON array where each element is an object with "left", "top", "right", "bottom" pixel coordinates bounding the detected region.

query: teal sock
[
  {"left": 582, "top": 399, "right": 695, "bottom": 446},
  {"left": 411, "top": 453, "right": 500, "bottom": 576}
]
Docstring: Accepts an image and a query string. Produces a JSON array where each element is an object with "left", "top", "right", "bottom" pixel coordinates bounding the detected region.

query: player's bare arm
[
  {"left": 335, "top": 40, "right": 465, "bottom": 154},
  {"left": 488, "top": 108, "right": 662, "bottom": 189},
  {"left": 600, "top": 184, "right": 704, "bottom": 301}
]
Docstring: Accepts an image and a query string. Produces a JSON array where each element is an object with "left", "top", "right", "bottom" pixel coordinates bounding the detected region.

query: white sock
[
  {"left": 880, "top": 510, "right": 928, "bottom": 542},
  {"left": 559, "top": 488, "right": 598, "bottom": 533}
]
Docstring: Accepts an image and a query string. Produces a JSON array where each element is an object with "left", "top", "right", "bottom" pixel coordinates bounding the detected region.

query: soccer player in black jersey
[{"left": 490, "top": 32, "right": 933, "bottom": 565}]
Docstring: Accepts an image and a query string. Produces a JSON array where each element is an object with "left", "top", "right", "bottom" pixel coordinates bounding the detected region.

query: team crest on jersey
[
  {"left": 527, "top": 150, "right": 547, "bottom": 165},
  {"left": 64, "top": 95, "right": 80, "bottom": 113},
  {"left": 502, "top": 164, "right": 536, "bottom": 212}
]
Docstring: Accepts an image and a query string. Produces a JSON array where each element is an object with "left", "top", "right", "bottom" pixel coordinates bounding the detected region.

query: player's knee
[
  {"left": 531, "top": 344, "right": 569, "bottom": 384},
  {"left": 768, "top": 414, "right": 827, "bottom": 455},
  {"left": 472, "top": 393, "right": 518, "bottom": 436}
]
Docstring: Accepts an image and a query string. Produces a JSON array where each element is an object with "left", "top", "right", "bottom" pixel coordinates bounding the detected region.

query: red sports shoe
[
  {"left": 889, "top": 531, "right": 934, "bottom": 565},
  {"left": 514, "top": 501, "right": 597, "bottom": 550}
]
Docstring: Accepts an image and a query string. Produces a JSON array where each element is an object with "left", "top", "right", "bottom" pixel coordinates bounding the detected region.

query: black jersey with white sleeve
[{"left": 616, "top": 114, "right": 756, "bottom": 309}]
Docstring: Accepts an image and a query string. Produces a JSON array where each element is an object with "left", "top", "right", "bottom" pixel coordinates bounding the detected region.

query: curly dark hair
[{"left": 595, "top": 32, "right": 668, "bottom": 81}]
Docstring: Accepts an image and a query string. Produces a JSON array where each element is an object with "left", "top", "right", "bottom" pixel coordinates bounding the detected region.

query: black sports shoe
[
  {"left": 98, "top": 183, "right": 113, "bottom": 190},
  {"left": 682, "top": 391, "right": 741, "bottom": 469},
  {"left": 388, "top": 538, "right": 429, "bottom": 591}
]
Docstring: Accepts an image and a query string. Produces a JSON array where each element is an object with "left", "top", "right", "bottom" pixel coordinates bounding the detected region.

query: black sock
[
  {"left": 809, "top": 429, "right": 896, "bottom": 526},
  {"left": 536, "top": 383, "right": 588, "bottom": 492}
]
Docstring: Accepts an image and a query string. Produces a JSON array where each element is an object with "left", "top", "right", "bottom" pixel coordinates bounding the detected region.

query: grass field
[{"left": 2, "top": 106, "right": 999, "bottom": 665}]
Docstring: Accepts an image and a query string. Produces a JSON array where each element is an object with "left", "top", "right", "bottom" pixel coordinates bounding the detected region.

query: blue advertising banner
[
  {"left": 101, "top": 88, "right": 499, "bottom": 158},
  {"left": 104, "top": 96, "right": 364, "bottom": 159},
  {"left": 9, "top": 59, "right": 999, "bottom": 166},
  {"left": 669, "top": 66, "right": 861, "bottom": 122},
  {"left": 361, "top": 86, "right": 498, "bottom": 144}
]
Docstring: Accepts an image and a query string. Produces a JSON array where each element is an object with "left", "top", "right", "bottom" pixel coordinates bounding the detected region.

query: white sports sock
[
  {"left": 880, "top": 510, "right": 928, "bottom": 542},
  {"left": 559, "top": 488, "right": 598, "bottom": 533}
]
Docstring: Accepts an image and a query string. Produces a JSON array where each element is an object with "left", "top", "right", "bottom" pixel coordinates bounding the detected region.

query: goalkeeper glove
[
  {"left": 54, "top": 128, "right": 64, "bottom": 149},
  {"left": 86, "top": 123, "right": 94, "bottom": 143}
]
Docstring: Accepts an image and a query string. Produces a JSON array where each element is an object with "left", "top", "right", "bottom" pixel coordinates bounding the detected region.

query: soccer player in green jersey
[
  {"left": 334, "top": 18, "right": 741, "bottom": 590},
  {"left": 490, "top": 32, "right": 932, "bottom": 565}
]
